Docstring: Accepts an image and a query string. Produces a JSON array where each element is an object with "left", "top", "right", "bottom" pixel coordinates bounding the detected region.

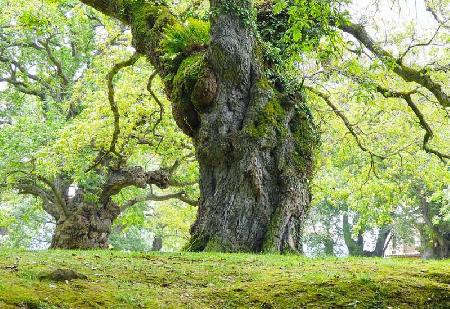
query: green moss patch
[
  {"left": 0, "top": 249, "right": 449, "bottom": 308},
  {"left": 244, "top": 91, "right": 287, "bottom": 140}
]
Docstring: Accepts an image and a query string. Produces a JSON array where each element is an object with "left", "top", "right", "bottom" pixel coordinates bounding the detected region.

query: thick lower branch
[
  {"left": 122, "top": 190, "right": 198, "bottom": 210},
  {"left": 100, "top": 166, "right": 169, "bottom": 202},
  {"left": 16, "top": 183, "right": 60, "bottom": 219}
]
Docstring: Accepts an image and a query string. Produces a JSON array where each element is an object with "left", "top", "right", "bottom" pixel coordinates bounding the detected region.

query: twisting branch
[
  {"left": 307, "top": 65, "right": 449, "bottom": 162},
  {"left": 147, "top": 71, "right": 164, "bottom": 136},
  {"left": 375, "top": 85, "right": 450, "bottom": 161},
  {"left": 0, "top": 71, "right": 46, "bottom": 100},
  {"left": 398, "top": 24, "right": 442, "bottom": 62},
  {"left": 167, "top": 153, "right": 195, "bottom": 174},
  {"left": 122, "top": 189, "right": 198, "bottom": 210},
  {"left": 106, "top": 52, "right": 140, "bottom": 155},
  {"left": 86, "top": 52, "right": 141, "bottom": 172},
  {"left": 16, "top": 182, "right": 60, "bottom": 219},
  {"left": 39, "top": 38, "right": 70, "bottom": 86},
  {"left": 79, "top": 0, "right": 181, "bottom": 90},
  {"left": 79, "top": 0, "right": 130, "bottom": 24},
  {"left": 425, "top": 1, "right": 450, "bottom": 29},
  {"left": 0, "top": 33, "right": 79, "bottom": 103},
  {"left": 339, "top": 21, "right": 449, "bottom": 109},
  {"left": 100, "top": 166, "right": 169, "bottom": 203},
  {"left": 5, "top": 170, "right": 68, "bottom": 220},
  {"left": 0, "top": 55, "right": 52, "bottom": 92},
  {"left": 117, "top": 155, "right": 198, "bottom": 209},
  {"left": 35, "top": 175, "right": 69, "bottom": 218},
  {"left": 305, "top": 86, "right": 386, "bottom": 161},
  {"left": 166, "top": 154, "right": 198, "bottom": 187}
]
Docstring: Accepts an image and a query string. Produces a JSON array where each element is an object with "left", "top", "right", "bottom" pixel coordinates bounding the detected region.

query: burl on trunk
[{"left": 50, "top": 202, "right": 120, "bottom": 249}]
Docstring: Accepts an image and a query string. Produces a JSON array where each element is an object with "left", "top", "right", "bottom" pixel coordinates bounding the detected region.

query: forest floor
[{"left": 0, "top": 249, "right": 449, "bottom": 308}]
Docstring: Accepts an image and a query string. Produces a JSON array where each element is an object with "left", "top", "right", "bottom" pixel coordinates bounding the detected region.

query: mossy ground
[{"left": 0, "top": 249, "right": 449, "bottom": 308}]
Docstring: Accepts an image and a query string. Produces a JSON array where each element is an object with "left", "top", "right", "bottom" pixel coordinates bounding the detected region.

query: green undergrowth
[{"left": 0, "top": 249, "right": 449, "bottom": 308}]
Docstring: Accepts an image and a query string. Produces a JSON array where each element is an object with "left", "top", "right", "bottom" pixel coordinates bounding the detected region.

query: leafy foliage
[
  {"left": 161, "top": 18, "right": 210, "bottom": 59},
  {"left": 0, "top": 0, "right": 448, "bottom": 256}
]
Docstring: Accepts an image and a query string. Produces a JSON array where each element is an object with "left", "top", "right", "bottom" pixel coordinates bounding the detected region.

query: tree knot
[{"left": 146, "top": 170, "right": 170, "bottom": 189}]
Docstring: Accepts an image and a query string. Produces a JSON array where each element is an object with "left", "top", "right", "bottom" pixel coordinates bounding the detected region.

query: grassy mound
[{"left": 0, "top": 249, "right": 449, "bottom": 308}]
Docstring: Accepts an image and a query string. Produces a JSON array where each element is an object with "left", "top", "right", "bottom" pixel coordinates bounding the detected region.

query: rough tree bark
[
  {"left": 79, "top": 0, "right": 317, "bottom": 253},
  {"left": 186, "top": 1, "right": 315, "bottom": 253},
  {"left": 50, "top": 198, "right": 121, "bottom": 249}
]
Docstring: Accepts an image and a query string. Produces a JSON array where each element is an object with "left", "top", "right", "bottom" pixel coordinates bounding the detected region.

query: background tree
[{"left": 0, "top": 0, "right": 198, "bottom": 249}]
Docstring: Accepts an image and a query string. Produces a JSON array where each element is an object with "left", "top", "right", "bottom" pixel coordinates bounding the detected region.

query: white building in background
[{"left": 384, "top": 231, "right": 421, "bottom": 258}]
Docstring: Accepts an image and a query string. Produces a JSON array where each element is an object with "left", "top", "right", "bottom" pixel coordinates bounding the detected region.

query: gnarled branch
[
  {"left": 305, "top": 86, "right": 386, "bottom": 160},
  {"left": 340, "top": 21, "right": 449, "bottom": 109},
  {"left": 100, "top": 166, "right": 169, "bottom": 202},
  {"left": 107, "top": 52, "right": 141, "bottom": 155},
  {"left": 35, "top": 175, "right": 69, "bottom": 219},
  {"left": 376, "top": 85, "right": 450, "bottom": 161},
  {"left": 15, "top": 181, "right": 60, "bottom": 220},
  {"left": 122, "top": 189, "right": 198, "bottom": 210}
]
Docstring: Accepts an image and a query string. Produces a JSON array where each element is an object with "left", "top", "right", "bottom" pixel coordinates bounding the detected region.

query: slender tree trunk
[
  {"left": 343, "top": 211, "right": 391, "bottom": 257},
  {"left": 417, "top": 190, "right": 450, "bottom": 259},
  {"left": 50, "top": 202, "right": 120, "bottom": 249},
  {"left": 323, "top": 237, "right": 335, "bottom": 256},
  {"left": 152, "top": 236, "right": 163, "bottom": 251},
  {"left": 343, "top": 213, "right": 364, "bottom": 256},
  {"left": 370, "top": 226, "right": 391, "bottom": 257}
]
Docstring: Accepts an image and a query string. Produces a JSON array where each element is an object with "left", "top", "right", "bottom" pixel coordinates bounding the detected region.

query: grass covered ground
[{"left": 0, "top": 249, "right": 449, "bottom": 308}]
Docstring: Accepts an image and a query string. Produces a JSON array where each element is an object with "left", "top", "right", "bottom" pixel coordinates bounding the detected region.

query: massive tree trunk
[
  {"left": 186, "top": 2, "right": 315, "bottom": 253},
  {"left": 80, "top": 0, "right": 316, "bottom": 253}
]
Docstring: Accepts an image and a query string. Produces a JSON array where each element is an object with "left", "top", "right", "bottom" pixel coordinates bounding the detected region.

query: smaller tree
[
  {"left": 0, "top": 0, "right": 199, "bottom": 249},
  {"left": 414, "top": 185, "right": 449, "bottom": 259}
]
